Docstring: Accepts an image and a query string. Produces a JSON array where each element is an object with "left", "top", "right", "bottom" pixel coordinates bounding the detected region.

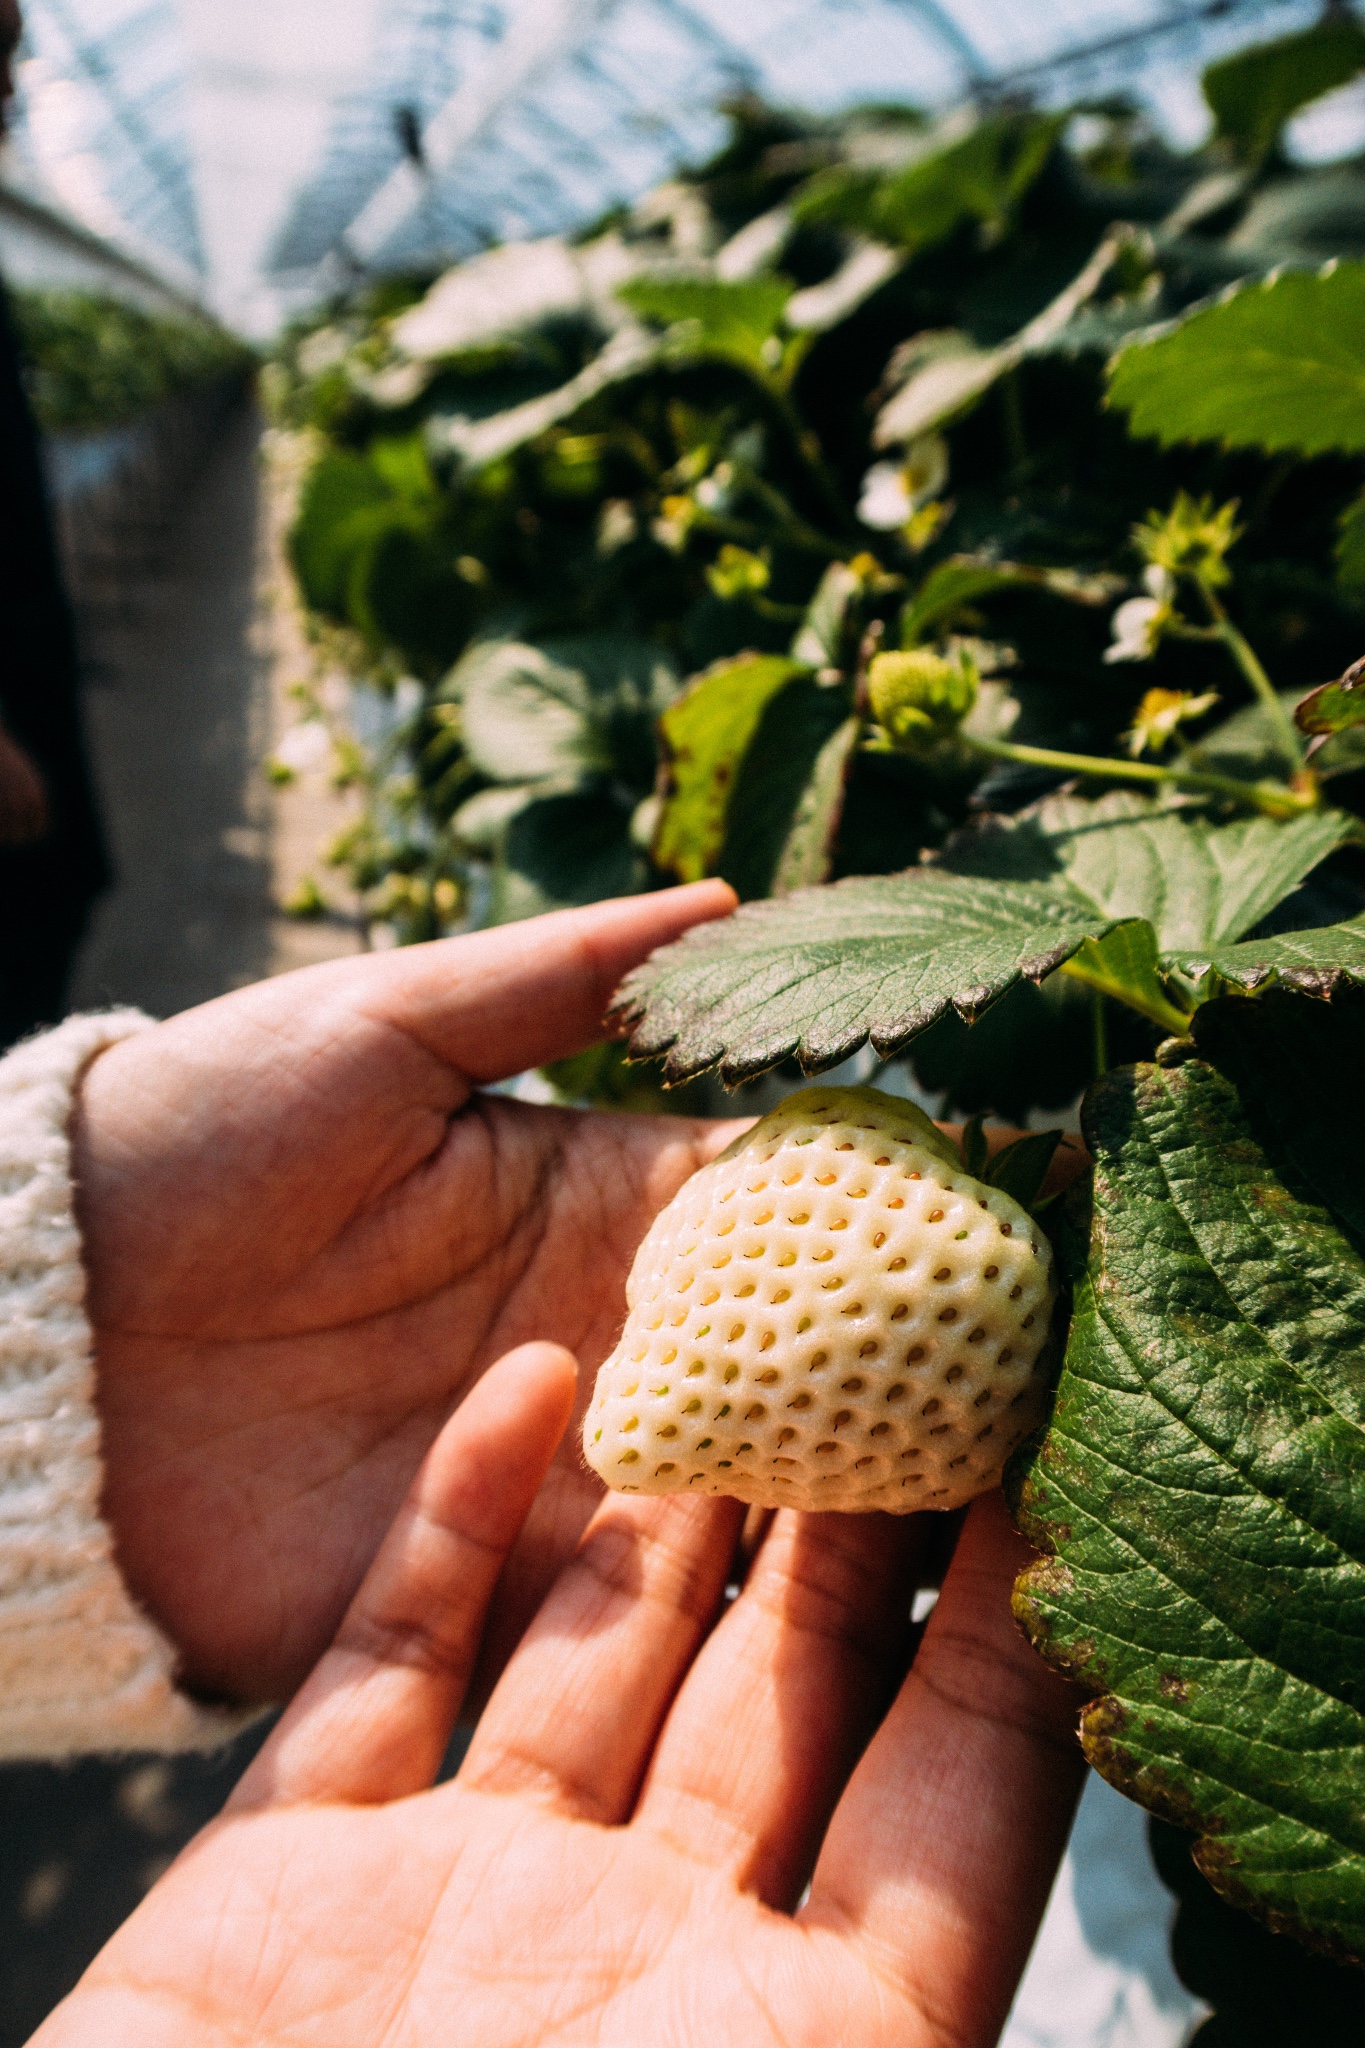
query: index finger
[
  {"left": 803, "top": 1490, "right": 1084, "bottom": 2046},
  {"left": 362, "top": 880, "right": 737, "bottom": 1083},
  {"left": 227, "top": 1342, "right": 578, "bottom": 1813}
]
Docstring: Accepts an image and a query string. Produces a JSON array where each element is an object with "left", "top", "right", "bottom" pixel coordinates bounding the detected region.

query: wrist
[{"left": 0, "top": 1013, "right": 246, "bottom": 1756}]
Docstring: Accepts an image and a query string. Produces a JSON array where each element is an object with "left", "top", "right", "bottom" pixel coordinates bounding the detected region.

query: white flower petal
[
  {"left": 1105, "top": 596, "right": 1163, "bottom": 662},
  {"left": 858, "top": 461, "right": 914, "bottom": 530}
]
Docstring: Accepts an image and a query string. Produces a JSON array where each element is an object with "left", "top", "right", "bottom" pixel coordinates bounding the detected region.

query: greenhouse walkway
[
  {"left": 69, "top": 394, "right": 360, "bottom": 1018},
  {"left": 0, "top": 394, "right": 360, "bottom": 2045}
]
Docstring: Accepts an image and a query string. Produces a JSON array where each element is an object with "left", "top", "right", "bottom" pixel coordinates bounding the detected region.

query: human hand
[
  {"left": 0, "top": 723, "right": 49, "bottom": 845},
  {"left": 75, "top": 882, "right": 741, "bottom": 1704},
  {"left": 34, "top": 1341, "right": 1083, "bottom": 2048}
]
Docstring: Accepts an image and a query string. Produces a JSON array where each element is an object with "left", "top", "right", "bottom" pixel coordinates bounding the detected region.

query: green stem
[
  {"left": 1091, "top": 988, "right": 1109, "bottom": 1076},
  {"left": 735, "top": 466, "right": 848, "bottom": 558},
  {"left": 1197, "top": 582, "right": 1307, "bottom": 774},
  {"left": 1059, "top": 955, "right": 1194, "bottom": 1038},
  {"left": 742, "top": 366, "right": 854, "bottom": 536},
  {"left": 970, "top": 734, "right": 1316, "bottom": 819}
]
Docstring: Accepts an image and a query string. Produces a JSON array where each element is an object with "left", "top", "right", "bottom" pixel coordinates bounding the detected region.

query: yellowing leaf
[{"left": 652, "top": 655, "right": 807, "bottom": 883}]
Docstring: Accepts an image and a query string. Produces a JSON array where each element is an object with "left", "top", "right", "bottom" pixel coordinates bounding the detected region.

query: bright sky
[
  {"left": 174, "top": 0, "right": 386, "bottom": 332},
  {"left": 10, "top": 0, "right": 1365, "bottom": 338}
]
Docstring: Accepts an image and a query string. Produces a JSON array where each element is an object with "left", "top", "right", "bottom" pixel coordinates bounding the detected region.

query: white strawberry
[{"left": 583, "top": 1085, "right": 1056, "bottom": 1513}]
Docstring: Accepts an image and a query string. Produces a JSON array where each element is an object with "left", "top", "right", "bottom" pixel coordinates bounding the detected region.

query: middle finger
[{"left": 459, "top": 1488, "right": 742, "bottom": 1823}]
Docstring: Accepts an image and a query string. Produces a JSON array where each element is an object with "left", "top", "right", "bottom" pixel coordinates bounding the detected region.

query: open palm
[
  {"left": 76, "top": 883, "right": 741, "bottom": 1703},
  {"left": 34, "top": 1344, "right": 1083, "bottom": 2048}
]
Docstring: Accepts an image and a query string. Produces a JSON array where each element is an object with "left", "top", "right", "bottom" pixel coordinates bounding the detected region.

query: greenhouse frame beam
[
  {"left": 339, "top": 0, "right": 616, "bottom": 265},
  {"left": 883, "top": 0, "right": 990, "bottom": 90},
  {"left": 985, "top": 0, "right": 1303, "bottom": 97},
  {"left": 646, "top": 0, "right": 760, "bottom": 90},
  {"left": 312, "top": 0, "right": 1313, "bottom": 285},
  {"left": 28, "top": 0, "right": 203, "bottom": 272}
]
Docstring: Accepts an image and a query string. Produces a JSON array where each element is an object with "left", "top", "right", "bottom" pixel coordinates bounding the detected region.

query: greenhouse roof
[{"left": 9, "top": 0, "right": 1365, "bottom": 334}]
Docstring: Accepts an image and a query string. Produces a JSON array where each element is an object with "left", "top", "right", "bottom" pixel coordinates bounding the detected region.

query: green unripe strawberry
[
  {"left": 583, "top": 1086, "right": 1056, "bottom": 1514},
  {"left": 867, "top": 647, "right": 978, "bottom": 748}
]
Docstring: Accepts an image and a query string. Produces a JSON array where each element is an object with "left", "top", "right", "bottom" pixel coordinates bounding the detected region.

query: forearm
[{"left": 0, "top": 1012, "right": 247, "bottom": 1759}]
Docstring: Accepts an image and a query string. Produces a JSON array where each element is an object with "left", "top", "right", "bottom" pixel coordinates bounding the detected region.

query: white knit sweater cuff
[{"left": 0, "top": 1012, "right": 250, "bottom": 1760}]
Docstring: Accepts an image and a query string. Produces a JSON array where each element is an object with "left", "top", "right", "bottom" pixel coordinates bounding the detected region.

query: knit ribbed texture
[{"left": 0, "top": 1012, "right": 246, "bottom": 1759}]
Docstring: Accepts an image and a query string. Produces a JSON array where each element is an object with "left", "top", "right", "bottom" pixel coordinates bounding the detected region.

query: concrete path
[
  {"left": 0, "top": 396, "right": 358, "bottom": 2042},
  {"left": 71, "top": 398, "right": 360, "bottom": 1018}
]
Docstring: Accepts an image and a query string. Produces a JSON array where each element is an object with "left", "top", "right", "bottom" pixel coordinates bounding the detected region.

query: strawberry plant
[
  {"left": 15, "top": 290, "right": 251, "bottom": 432},
  {"left": 271, "top": 13, "right": 1365, "bottom": 1001},
  {"left": 604, "top": 251, "right": 1365, "bottom": 1993},
  {"left": 273, "top": 13, "right": 1365, "bottom": 2016}
]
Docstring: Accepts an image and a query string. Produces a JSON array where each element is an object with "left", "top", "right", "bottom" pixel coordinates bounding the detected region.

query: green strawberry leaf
[
  {"left": 651, "top": 654, "right": 810, "bottom": 885},
  {"left": 875, "top": 223, "right": 1153, "bottom": 447},
  {"left": 791, "top": 560, "right": 864, "bottom": 670},
  {"left": 618, "top": 794, "right": 1358, "bottom": 1083},
  {"left": 984, "top": 1128, "right": 1066, "bottom": 1212},
  {"left": 959, "top": 1112, "right": 989, "bottom": 1179},
  {"left": 616, "top": 275, "right": 793, "bottom": 374},
  {"left": 488, "top": 789, "right": 640, "bottom": 924},
  {"left": 1296, "top": 659, "right": 1365, "bottom": 737},
  {"left": 873, "top": 334, "right": 1011, "bottom": 445},
  {"left": 455, "top": 639, "right": 611, "bottom": 782},
  {"left": 610, "top": 869, "right": 1137, "bottom": 1083},
  {"left": 1203, "top": 15, "right": 1365, "bottom": 166},
  {"left": 1194, "top": 690, "right": 1365, "bottom": 784},
  {"left": 940, "top": 792, "right": 1357, "bottom": 950},
  {"left": 1058, "top": 923, "right": 1191, "bottom": 1037},
  {"left": 346, "top": 517, "right": 483, "bottom": 671},
  {"left": 1193, "top": 691, "right": 1308, "bottom": 783},
  {"left": 1011, "top": 1002, "right": 1365, "bottom": 1963},
  {"left": 289, "top": 447, "right": 405, "bottom": 615},
  {"left": 1106, "top": 264, "right": 1365, "bottom": 459},
  {"left": 1225, "top": 165, "right": 1365, "bottom": 270},
  {"left": 796, "top": 112, "right": 1061, "bottom": 256},
  {"left": 428, "top": 326, "right": 664, "bottom": 469},
  {"left": 719, "top": 689, "right": 858, "bottom": 901},
  {"left": 455, "top": 634, "right": 677, "bottom": 787},
  {"left": 1166, "top": 912, "right": 1365, "bottom": 995},
  {"left": 766, "top": 714, "right": 862, "bottom": 897}
]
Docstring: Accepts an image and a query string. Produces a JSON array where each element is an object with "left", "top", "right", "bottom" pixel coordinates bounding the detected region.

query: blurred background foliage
[
  {"left": 266, "top": 14, "right": 1365, "bottom": 1122},
  {"left": 14, "top": 289, "right": 252, "bottom": 432}
]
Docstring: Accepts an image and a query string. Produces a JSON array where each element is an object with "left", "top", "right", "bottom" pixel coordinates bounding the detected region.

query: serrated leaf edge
[
  {"left": 608, "top": 871, "right": 1142, "bottom": 1085},
  {"left": 1008, "top": 1061, "right": 1365, "bottom": 1967}
]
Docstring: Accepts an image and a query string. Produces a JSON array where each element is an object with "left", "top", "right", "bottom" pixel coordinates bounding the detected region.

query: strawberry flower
[{"left": 1104, "top": 593, "right": 1167, "bottom": 663}]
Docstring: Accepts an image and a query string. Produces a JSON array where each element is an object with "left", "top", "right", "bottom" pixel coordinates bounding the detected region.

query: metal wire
[
  {"left": 8, "top": 0, "right": 1335, "bottom": 307},
  {"left": 274, "top": 0, "right": 1317, "bottom": 286}
]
